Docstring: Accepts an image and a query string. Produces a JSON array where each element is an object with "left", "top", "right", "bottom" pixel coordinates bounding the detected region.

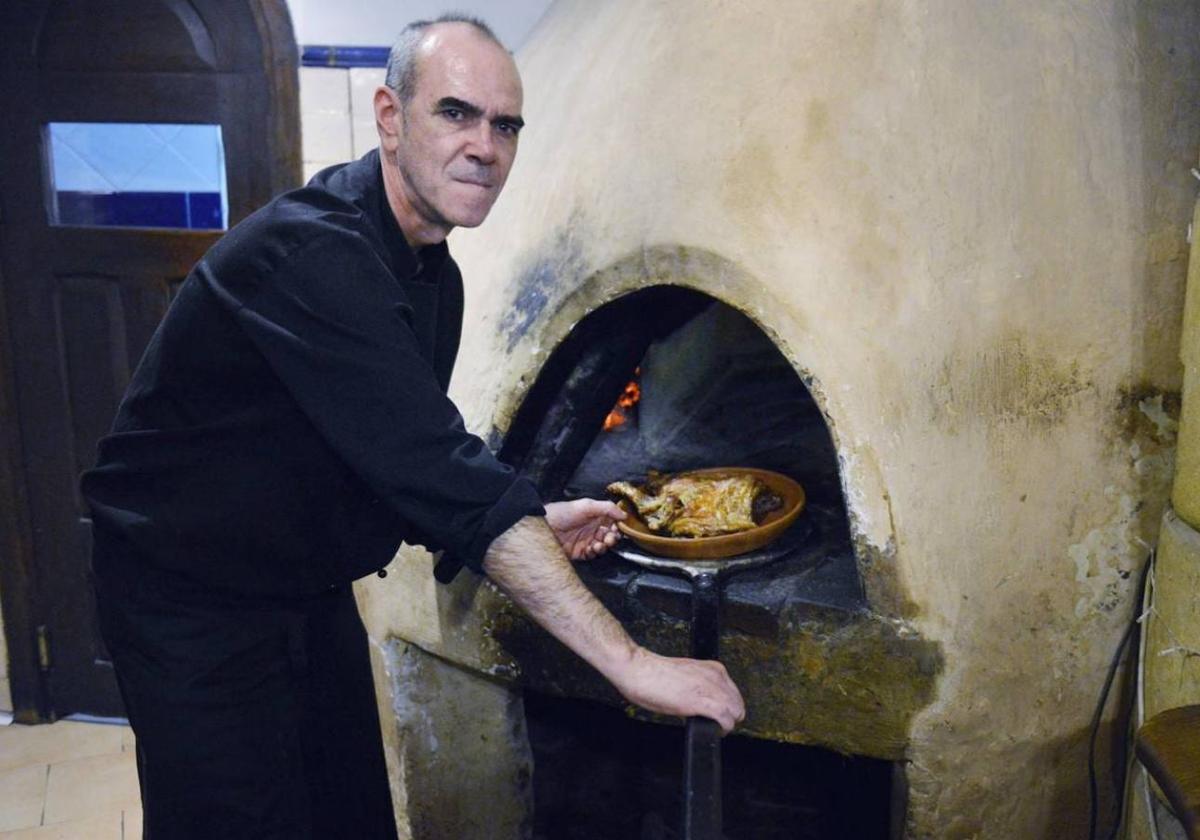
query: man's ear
[{"left": 374, "top": 86, "right": 403, "bottom": 152}]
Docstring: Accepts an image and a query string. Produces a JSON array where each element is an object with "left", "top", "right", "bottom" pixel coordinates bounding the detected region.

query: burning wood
[{"left": 602, "top": 371, "right": 641, "bottom": 431}]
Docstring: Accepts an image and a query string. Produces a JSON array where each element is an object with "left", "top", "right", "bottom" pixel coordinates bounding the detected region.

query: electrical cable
[
  {"left": 1087, "top": 548, "right": 1154, "bottom": 840},
  {"left": 1137, "top": 557, "right": 1162, "bottom": 840}
]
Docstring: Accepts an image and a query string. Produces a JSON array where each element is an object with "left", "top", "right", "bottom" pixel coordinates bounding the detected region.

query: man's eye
[
  {"left": 497, "top": 122, "right": 520, "bottom": 136},
  {"left": 442, "top": 108, "right": 463, "bottom": 120}
]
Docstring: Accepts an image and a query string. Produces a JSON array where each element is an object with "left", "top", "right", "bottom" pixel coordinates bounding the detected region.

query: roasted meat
[{"left": 607, "top": 472, "right": 782, "bottom": 538}]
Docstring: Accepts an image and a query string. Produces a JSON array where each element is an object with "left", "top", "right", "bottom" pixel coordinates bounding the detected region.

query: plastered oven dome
[{"left": 359, "top": 1, "right": 1200, "bottom": 837}]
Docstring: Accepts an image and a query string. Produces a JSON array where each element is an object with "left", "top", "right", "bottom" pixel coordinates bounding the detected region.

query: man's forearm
[
  {"left": 482, "top": 515, "right": 636, "bottom": 679},
  {"left": 482, "top": 514, "right": 747, "bottom": 733}
]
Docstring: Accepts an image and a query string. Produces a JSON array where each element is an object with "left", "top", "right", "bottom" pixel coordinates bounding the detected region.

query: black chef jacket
[{"left": 81, "top": 149, "right": 544, "bottom": 597}]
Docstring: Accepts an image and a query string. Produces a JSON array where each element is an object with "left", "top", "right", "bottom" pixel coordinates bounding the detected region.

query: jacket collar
[{"left": 315, "top": 149, "right": 450, "bottom": 284}]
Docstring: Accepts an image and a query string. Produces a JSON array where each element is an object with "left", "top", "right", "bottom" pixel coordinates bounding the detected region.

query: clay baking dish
[{"left": 614, "top": 467, "right": 806, "bottom": 560}]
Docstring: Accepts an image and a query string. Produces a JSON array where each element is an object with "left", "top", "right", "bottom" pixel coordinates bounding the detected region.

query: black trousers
[{"left": 94, "top": 559, "right": 398, "bottom": 840}]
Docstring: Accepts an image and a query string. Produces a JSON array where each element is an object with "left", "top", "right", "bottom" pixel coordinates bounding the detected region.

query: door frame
[{"left": 0, "top": 258, "right": 49, "bottom": 722}]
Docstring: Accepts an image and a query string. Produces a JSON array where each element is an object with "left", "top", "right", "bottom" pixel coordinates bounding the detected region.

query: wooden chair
[{"left": 1136, "top": 705, "right": 1200, "bottom": 839}]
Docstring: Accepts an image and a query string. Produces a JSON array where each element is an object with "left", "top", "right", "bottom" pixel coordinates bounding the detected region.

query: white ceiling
[{"left": 283, "top": 0, "right": 555, "bottom": 51}]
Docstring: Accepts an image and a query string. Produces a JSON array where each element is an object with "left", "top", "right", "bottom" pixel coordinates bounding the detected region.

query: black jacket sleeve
[{"left": 202, "top": 229, "right": 544, "bottom": 573}]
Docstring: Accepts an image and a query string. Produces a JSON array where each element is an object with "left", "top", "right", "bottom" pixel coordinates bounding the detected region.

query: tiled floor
[{"left": 0, "top": 720, "right": 141, "bottom": 839}]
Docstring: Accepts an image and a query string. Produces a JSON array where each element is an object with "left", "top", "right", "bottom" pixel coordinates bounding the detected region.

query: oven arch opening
[
  {"left": 499, "top": 283, "right": 864, "bottom": 624},
  {"left": 488, "top": 243, "right": 913, "bottom": 618}
]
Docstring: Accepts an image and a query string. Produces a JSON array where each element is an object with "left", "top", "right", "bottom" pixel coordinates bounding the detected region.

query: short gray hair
[{"left": 385, "top": 14, "right": 506, "bottom": 107}]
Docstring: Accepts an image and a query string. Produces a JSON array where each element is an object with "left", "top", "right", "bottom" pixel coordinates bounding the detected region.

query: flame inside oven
[{"left": 602, "top": 368, "right": 642, "bottom": 431}]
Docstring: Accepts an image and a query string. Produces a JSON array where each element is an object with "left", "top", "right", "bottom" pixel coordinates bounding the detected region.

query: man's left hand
[{"left": 544, "top": 499, "right": 627, "bottom": 561}]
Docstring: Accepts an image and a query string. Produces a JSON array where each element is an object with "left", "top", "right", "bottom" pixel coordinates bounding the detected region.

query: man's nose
[{"left": 466, "top": 122, "right": 497, "bottom": 165}]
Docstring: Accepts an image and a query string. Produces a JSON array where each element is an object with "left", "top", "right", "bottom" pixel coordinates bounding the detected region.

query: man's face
[{"left": 379, "top": 24, "right": 524, "bottom": 242}]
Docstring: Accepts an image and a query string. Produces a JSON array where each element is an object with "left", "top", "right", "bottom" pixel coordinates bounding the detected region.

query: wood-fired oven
[{"left": 354, "top": 1, "right": 1200, "bottom": 837}]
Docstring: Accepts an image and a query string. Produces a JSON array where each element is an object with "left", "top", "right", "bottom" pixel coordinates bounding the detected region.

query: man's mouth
[{"left": 454, "top": 178, "right": 494, "bottom": 189}]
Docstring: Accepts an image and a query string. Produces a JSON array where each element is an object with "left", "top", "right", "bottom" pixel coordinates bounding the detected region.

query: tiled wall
[{"left": 300, "top": 66, "right": 386, "bottom": 184}]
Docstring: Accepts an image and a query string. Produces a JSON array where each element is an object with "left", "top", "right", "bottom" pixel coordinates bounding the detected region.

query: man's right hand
[{"left": 607, "top": 647, "right": 745, "bottom": 734}]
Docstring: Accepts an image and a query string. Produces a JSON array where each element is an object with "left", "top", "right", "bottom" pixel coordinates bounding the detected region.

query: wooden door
[{"left": 0, "top": 0, "right": 300, "bottom": 721}]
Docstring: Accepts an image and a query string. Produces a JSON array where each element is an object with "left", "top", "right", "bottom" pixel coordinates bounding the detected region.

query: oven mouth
[{"left": 500, "top": 284, "right": 864, "bottom": 634}]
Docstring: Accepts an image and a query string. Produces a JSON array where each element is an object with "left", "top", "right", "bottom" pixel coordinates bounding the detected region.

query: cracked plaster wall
[{"left": 357, "top": 1, "right": 1200, "bottom": 837}]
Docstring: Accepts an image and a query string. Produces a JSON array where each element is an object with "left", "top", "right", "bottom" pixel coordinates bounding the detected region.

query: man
[{"left": 82, "top": 14, "right": 744, "bottom": 839}]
